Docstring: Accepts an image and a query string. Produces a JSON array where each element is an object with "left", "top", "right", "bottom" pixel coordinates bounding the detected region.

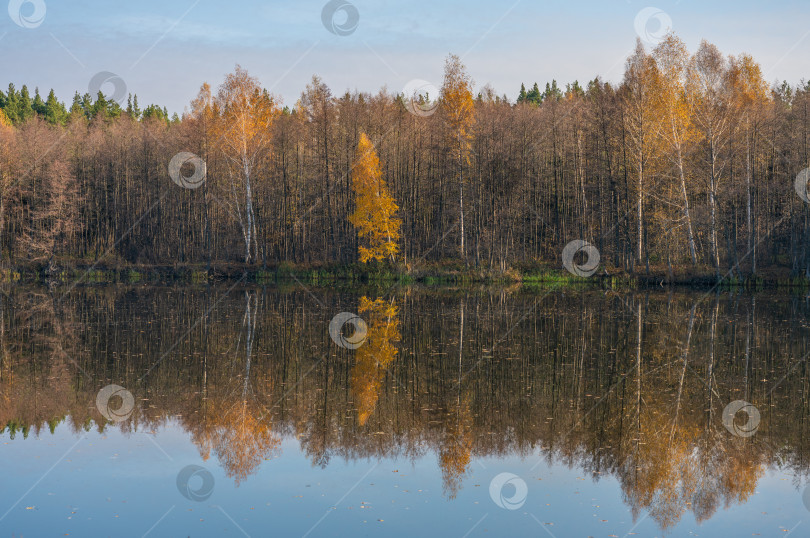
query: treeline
[
  {"left": 0, "top": 83, "right": 175, "bottom": 125},
  {"left": 1, "top": 33, "right": 809, "bottom": 276}
]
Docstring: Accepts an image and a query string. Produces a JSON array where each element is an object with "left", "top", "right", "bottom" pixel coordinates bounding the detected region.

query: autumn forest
[{"left": 1, "top": 34, "right": 810, "bottom": 281}]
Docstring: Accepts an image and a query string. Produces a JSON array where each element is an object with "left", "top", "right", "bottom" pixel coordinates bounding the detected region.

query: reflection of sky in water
[{"left": 2, "top": 421, "right": 806, "bottom": 537}]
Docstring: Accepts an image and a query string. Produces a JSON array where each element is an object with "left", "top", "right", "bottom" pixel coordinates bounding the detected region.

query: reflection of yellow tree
[
  {"left": 188, "top": 402, "right": 217, "bottom": 463},
  {"left": 719, "top": 450, "right": 761, "bottom": 506},
  {"left": 214, "top": 400, "right": 280, "bottom": 484},
  {"left": 620, "top": 389, "right": 765, "bottom": 529},
  {"left": 350, "top": 297, "right": 400, "bottom": 425},
  {"left": 439, "top": 399, "right": 472, "bottom": 500},
  {"left": 207, "top": 291, "right": 281, "bottom": 484},
  {"left": 621, "top": 405, "right": 702, "bottom": 529}
]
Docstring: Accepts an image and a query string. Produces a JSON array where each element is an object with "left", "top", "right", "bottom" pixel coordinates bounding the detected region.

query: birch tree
[
  {"left": 215, "top": 66, "right": 279, "bottom": 264},
  {"left": 440, "top": 55, "right": 475, "bottom": 262},
  {"left": 688, "top": 41, "right": 733, "bottom": 277},
  {"left": 653, "top": 34, "right": 698, "bottom": 265},
  {"left": 622, "top": 40, "right": 664, "bottom": 268}
]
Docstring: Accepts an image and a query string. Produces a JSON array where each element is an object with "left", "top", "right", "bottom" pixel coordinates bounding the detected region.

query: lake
[{"left": 1, "top": 283, "right": 809, "bottom": 537}]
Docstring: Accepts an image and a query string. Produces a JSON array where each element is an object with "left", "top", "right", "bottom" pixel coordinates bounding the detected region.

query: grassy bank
[{"left": 3, "top": 260, "right": 810, "bottom": 291}]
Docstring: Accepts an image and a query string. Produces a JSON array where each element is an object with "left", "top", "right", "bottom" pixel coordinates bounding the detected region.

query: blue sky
[{"left": 2, "top": 0, "right": 809, "bottom": 113}]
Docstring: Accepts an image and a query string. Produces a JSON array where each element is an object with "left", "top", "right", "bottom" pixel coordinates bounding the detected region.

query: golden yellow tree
[
  {"left": 214, "top": 66, "right": 279, "bottom": 264},
  {"left": 349, "top": 133, "right": 401, "bottom": 263},
  {"left": 440, "top": 54, "right": 475, "bottom": 261},
  {"left": 727, "top": 54, "right": 769, "bottom": 274},
  {"left": 350, "top": 296, "right": 400, "bottom": 425},
  {"left": 653, "top": 34, "right": 698, "bottom": 265},
  {"left": 622, "top": 40, "right": 665, "bottom": 267},
  {"left": 687, "top": 41, "right": 733, "bottom": 276}
]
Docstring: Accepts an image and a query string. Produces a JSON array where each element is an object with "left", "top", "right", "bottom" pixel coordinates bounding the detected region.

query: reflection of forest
[{"left": 1, "top": 285, "right": 810, "bottom": 529}]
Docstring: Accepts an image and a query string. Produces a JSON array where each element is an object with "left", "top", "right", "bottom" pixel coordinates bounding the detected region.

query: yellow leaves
[
  {"left": 0, "top": 109, "right": 12, "bottom": 161},
  {"left": 650, "top": 35, "right": 700, "bottom": 151},
  {"left": 350, "top": 297, "right": 400, "bottom": 425},
  {"left": 720, "top": 453, "right": 763, "bottom": 505},
  {"left": 349, "top": 133, "right": 402, "bottom": 263},
  {"left": 653, "top": 34, "right": 689, "bottom": 80},
  {"left": 439, "top": 399, "right": 473, "bottom": 500},
  {"left": 204, "top": 66, "right": 281, "bottom": 263},
  {"left": 623, "top": 44, "right": 670, "bottom": 180},
  {"left": 358, "top": 296, "right": 398, "bottom": 320},
  {"left": 190, "top": 82, "right": 213, "bottom": 121},
  {"left": 728, "top": 54, "right": 771, "bottom": 109},
  {"left": 214, "top": 401, "right": 281, "bottom": 485},
  {"left": 214, "top": 66, "right": 280, "bottom": 159},
  {"left": 441, "top": 54, "right": 475, "bottom": 166}
]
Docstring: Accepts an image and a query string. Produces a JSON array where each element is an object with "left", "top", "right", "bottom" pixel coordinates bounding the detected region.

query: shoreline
[{"left": 2, "top": 262, "right": 809, "bottom": 290}]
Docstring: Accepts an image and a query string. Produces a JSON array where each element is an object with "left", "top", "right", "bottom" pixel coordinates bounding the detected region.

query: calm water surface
[{"left": 2, "top": 284, "right": 810, "bottom": 537}]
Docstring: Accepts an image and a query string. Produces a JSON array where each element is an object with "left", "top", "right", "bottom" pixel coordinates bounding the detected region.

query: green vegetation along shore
[{"left": 5, "top": 260, "right": 810, "bottom": 291}]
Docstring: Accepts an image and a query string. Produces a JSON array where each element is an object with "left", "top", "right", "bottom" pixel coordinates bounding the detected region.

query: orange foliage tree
[
  {"left": 653, "top": 34, "right": 698, "bottom": 265},
  {"left": 440, "top": 54, "right": 475, "bottom": 262},
  {"left": 349, "top": 133, "right": 401, "bottom": 263},
  {"left": 727, "top": 54, "right": 770, "bottom": 275},
  {"left": 622, "top": 40, "right": 665, "bottom": 267},
  {"left": 213, "top": 66, "right": 280, "bottom": 264},
  {"left": 686, "top": 41, "right": 734, "bottom": 276}
]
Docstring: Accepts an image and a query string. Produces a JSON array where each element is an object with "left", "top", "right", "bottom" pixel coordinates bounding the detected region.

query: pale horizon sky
[{"left": 2, "top": 0, "right": 809, "bottom": 114}]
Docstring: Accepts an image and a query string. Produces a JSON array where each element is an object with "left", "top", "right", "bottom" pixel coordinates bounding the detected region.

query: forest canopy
[{"left": 0, "top": 34, "right": 808, "bottom": 278}]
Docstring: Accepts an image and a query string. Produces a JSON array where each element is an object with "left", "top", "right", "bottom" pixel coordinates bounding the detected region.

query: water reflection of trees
[
  {"left": 187, "top": 291, "right": 281, "bottom": 484},
  {"left": 350, "top": 297, "right": 400, "bottom": 426},
  {"left": 1, "top": 286, "right": 810, "bottom": 529}
]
